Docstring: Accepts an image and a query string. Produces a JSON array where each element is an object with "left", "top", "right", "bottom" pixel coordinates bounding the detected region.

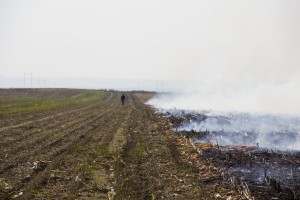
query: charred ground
[{"left": 161, "top": 110, "right": 300, "bottom": 200}]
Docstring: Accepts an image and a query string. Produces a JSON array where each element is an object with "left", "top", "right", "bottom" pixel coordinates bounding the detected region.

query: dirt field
[{"left": 0, "top": 89, "right": 243, "bottom": 200}]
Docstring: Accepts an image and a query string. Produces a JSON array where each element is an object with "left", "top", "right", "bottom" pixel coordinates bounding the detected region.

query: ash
[{"left": 159, "top": 108, "right": 300, "bottom": 199}]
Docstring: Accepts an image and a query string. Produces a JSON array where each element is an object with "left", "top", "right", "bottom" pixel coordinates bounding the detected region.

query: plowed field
[{"left": 0, "top": 89, "right": 243, "bottom": 200}]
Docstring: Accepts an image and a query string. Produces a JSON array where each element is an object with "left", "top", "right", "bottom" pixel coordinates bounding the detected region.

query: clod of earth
[{"left": 0, "top": 89, "right": 250, "bottom": 199}]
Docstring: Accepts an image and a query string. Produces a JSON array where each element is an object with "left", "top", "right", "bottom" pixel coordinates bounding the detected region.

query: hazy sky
[{"left": 1, "top": 0, "right": 299, "bottom": 80}]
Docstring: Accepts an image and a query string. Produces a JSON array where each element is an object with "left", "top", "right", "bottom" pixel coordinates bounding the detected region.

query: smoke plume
[{"left": 149, "top": 0, "right": 300, "bottom": 115}]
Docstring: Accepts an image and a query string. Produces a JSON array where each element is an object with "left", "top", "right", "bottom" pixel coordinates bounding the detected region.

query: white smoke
[
  {"left": 148, "top": 74, "right": 300, "bottom": 116},
  {"left": 146, "top": 1, "right": 300, "bottom": 150},
  {"left": 147, "top": 0, "right": 300, "bottom": 115},
  {"left": 149, "top": 67, "right": 300, "bottom": 115},
  {"left": 178, "top": 112, "right": 300, "bottom": 151},
  {"left": 148, "top": 77, "right": 300, "bottom": 150}
]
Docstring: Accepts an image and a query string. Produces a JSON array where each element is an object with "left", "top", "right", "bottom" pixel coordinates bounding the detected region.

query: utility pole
[
  {"left": 30, "top": 73, "right": 33, "bottom": 88},
  {"left": 23, "top": 73, "right": 26, "bottom": 88},
  {"left": 23, "top": 72, "right": 33, "bottom": 88}
]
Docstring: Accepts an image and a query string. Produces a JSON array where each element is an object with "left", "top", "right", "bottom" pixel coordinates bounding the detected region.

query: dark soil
[{"left": 0, "top": 89, "right": 243, "bottom": 199}]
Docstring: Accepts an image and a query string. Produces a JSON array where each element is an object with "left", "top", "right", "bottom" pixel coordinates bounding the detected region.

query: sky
[
  {"left": 1, "top": 0, "right": 299, "bottom": 80},
  {"left": 1, "top": 0, "right": 300, "bottom": 113}
]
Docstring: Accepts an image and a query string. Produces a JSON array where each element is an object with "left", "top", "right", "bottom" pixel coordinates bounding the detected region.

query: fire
[{"left": 195, "top": 143, "right": 257, "bottom": 152}]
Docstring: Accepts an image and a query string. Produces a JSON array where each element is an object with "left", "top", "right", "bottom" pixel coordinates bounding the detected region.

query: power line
[{"left": 23, "top": 72, "right": 33, "bottom": 88}]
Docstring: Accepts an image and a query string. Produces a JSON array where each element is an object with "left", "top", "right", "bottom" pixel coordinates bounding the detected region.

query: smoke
[
  {"left": 148, "top": 75, "right": 300, "bottom": 114},
  {"left": 148, "top": 0, "right": 300, "bottom": 115},
  {"left": 179, "top": 112, "right": 300, "bottom": 151},
  {"left": 152, "top": 108, "right": 300, "bottom": 151},
  {"left": 148, "top": 76, "right": 300, "bottom": 149},
  {"left": 148, "top": 76, "right": 300, "bottom": 150},
  {"left": 146, "top": 1, "right": 300, "bottom": 150}
]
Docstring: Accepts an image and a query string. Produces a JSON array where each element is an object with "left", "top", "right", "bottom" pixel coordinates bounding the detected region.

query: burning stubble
[{"left": 148, "top": 108, "right": 300, "bottom": 151}]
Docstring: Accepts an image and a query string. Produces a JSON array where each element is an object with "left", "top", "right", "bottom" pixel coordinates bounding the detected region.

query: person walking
[{"left": 121, "top": 94, "right": 126, "bottom": 105}]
